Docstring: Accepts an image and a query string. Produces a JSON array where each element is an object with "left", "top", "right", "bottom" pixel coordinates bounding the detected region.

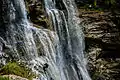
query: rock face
[
  {"left": 0, "top": 0, "right": 91, "bottom": 80},
  {"left": 79, "top": 9, "right": 120, "bottom": 80},
  {"left": 25, "top": 0, "right": 49, "bottom": 28}
]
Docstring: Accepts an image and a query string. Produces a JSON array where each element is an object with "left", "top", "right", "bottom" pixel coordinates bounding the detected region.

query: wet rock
[{"left": 25, "top": 0, "right": 50, "bottom": 29}]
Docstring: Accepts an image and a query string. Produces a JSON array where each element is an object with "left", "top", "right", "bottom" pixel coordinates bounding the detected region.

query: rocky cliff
[
  {"left": 0, "top": 0, "right": 91, "bottom": 80},
  {"left": 79, "top": 9, "right": 120, "bottom": 80},
  {"left": 24, "top": 1, "right": 120, "bottom": 80},
  {"left": 1, "top": 0, "right": 120, "bottom": 80}
]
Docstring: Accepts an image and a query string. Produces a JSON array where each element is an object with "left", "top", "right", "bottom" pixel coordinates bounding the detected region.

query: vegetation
[
  {"left": 0, "top": 62, "right": 36, "bottom": 80},
  {"left": 93, "top": 0, "right": 97, "bottom": 7},
  {"left": 105, "top": 0, "right": 116, "bottom": 6},
  {"left": 76, "top": 0, "right": 119, "bottom": 11},
  {"left": 0, "top": 76, "right": 10, "bottom": 80}
]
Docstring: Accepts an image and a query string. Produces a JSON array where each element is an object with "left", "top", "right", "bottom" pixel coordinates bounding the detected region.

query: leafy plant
[
  {"left": 94, "top": 0, "right": 97, "bottom": 7},
  {"left": 105, "top": 0, "right": 116, "bottom": 5},
  {"left": 0, "top": 76, "right": 10, "bottom": 80},
  {"left": 105, "top": 0, "right": 116, "bottom": 9},
  {"left": 0, "top": 62, "right": 36, "bottom": 80}
]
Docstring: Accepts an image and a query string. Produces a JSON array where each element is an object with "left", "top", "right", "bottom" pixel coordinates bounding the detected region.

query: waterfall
[{"left": 0, "top": 0, "right": 91, "bottom": 80}]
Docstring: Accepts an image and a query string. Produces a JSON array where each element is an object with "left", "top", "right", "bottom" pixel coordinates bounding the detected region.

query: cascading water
[
  {"left": 0, "top": 0, "right": 91, "bottom": 80},
  {"left": 44, "top": 0, "right": 91, "bottom": 80}
]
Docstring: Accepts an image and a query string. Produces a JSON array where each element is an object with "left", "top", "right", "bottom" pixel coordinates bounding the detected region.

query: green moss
[
  {"left": 0, "top": 62, "right": 36, "bottom": 80},
  {"left": 0, "top": 76, "right": 10, "bottom": 80}
]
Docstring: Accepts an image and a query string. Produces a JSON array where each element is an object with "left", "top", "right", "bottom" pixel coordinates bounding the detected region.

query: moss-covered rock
[
  {"left": 0, "top": 76, "right": 10, "bottom": 80},
  {"left": 0, "top": 62, "right": 36, "bottom": 80}
]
